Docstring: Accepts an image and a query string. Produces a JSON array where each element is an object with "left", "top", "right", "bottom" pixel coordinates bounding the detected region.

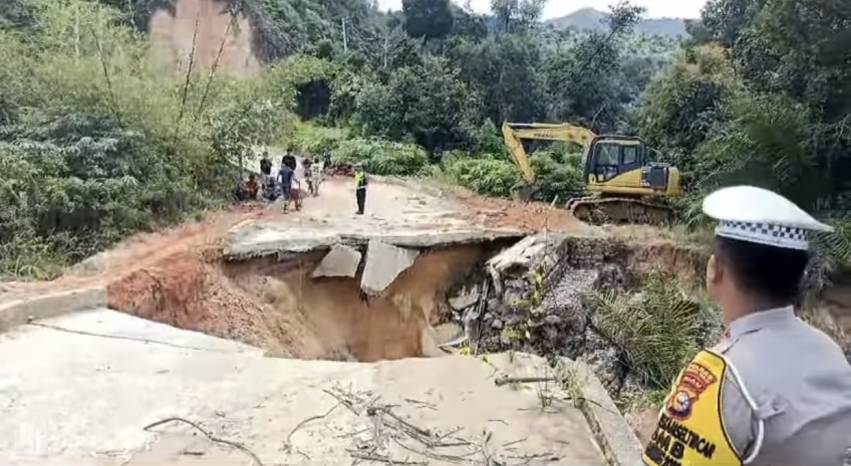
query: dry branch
[{"left": 143, "top": 417, "right": 264, "bottom": 466}]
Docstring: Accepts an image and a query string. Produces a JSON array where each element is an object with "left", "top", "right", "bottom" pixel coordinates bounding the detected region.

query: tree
[
  {"left": 0, "top": 0, "right": 36, "bottom": 30},
  {"left": 635, "top": 46, "right": 741, "bottom": 167},
  {"left": 451, "top": 5, "right": 488, "bottom": 41},
  {"left": 352, "top": 57, "right": 482, "bottom": 153},
  {"left": 402, "top": 0, "right": 454, "bottom": 43},
  {"left": 490, "top": 0, "right": 547, "bottom": 33},
  {"left": 543, "top": 1, "right": 647, "bottom": 131},
  {"left": 693, "top": 0, "right": 767, "bottom": 46},
  {"left": 447, "top": 35, "right": 546, "bottom": 124}
]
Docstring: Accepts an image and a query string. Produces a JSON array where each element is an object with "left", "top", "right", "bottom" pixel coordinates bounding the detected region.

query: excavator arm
[{"left": 501, "top": 122, "right": 597, "bottom": 184}]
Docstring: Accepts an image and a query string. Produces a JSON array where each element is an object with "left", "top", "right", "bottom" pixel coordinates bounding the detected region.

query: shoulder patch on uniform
[
  {"left": 643, "top": 350, "right": 744, "bottom": 466},
  {"left": 667, "top": 360, "right": 719, "bottom": 420}
]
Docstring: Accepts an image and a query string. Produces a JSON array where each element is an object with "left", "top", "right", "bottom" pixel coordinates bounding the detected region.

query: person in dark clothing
[
  {"left": 354, "top": 164, "right": 368, "bottom": 215},
  {"left": 281, "top": 148, "right": 296, "bottom": 170},
  {"left": 259, "top": 153, "right": 272, "bottom": 185},
  {"left": 279, "top": 163, "right": 296, "bottom": 212}
]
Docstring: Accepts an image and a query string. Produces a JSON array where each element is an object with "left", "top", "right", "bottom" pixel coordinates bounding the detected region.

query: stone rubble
[{"left": 448, "top": 234, "right": 643, "bottom": 397}]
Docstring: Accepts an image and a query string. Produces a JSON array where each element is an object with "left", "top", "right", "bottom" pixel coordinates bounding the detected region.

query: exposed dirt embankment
[
  {"left": 108, "top": 244, "right": 490, "bottom": 361},
  {"left": 149, "top": 0, "right": 259, "bottom": 75}
]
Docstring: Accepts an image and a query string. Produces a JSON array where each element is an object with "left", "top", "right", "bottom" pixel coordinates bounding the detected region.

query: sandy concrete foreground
[{"left": 0, "top": 309, "right": 606, "bottom": 465}]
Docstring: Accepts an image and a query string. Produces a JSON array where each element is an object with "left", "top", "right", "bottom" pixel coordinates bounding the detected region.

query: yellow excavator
[{"left": 502, "top": 122, "right": 683, "bottom": 224}]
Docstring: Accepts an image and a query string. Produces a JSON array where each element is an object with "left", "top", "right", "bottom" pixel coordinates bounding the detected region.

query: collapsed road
[{"left": 0, "top": 175, "right": 648, "bottom": 465}]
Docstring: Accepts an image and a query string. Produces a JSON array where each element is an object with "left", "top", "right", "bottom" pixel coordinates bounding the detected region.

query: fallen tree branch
[
  {"left": 392, "top": 437, "right": 470, "bottom": 464},
  {"left": 347, "top": 450, "right": 426, "bottom": 465},
  {"left": 494, "top": 376, "right": 558, "bottom": 387},
  {"left": 322, "top": 388, "right": 360, "bottom": 415},
  {"left": 143, "top": 417, "right": 264, "bottom": 466},
  {"left": 286, "top": 403, "right": 340, "bottom": 446}
]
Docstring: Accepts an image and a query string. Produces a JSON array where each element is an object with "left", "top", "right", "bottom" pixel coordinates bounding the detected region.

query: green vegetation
[
  {"left": 1, "top": 0, "right": 848, "bottom": 287},
  {"left": 442, "top": 154, "right": 520, "bottom": 198},
  {"left": 332, "top": 138, "right": 428, "bottom": 176},
  {"left": 636, "top": 0, "right": 851, "bottom": 284},
  {"left": 0, "top": 1, "right": 315, "bottom": 279},
  {"left": 591, "top": 273, "right": 723, "bottom": 389}
]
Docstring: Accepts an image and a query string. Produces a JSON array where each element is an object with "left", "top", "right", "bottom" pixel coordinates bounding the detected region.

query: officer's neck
[{"left": 720, "top": 291, "right": 783, "bottom": 325}]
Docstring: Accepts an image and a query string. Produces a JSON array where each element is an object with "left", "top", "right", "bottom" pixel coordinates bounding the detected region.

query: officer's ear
[{"left": 706, "top": 254, "right": 722, "bottom": 291}]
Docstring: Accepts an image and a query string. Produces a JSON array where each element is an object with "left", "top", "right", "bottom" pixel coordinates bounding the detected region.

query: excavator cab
[{"left": 585, "top": 136, "right": 682, "bottom": 197}]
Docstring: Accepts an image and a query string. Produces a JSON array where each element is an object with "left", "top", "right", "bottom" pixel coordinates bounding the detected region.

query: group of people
[{"left": 238, "top": 149, "right": 370, "bottom": 216}]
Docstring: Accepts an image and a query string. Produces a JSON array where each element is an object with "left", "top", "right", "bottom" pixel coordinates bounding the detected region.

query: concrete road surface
[{"left": 0, "top": 309, "right": 607, "bottom": 465}]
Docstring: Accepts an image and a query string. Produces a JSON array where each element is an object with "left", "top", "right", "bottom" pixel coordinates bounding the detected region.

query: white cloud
[{"left": 376, "top": 0, "right": 707, "bottom": 19}]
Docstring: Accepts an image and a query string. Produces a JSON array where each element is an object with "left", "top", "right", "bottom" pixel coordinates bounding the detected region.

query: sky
[{"left": 376, "top": 0, "right": 708, "bottom": 20}]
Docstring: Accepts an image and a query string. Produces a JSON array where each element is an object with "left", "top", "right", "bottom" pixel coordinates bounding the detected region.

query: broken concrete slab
[
  {"left": 223, "top": 215, "right": 525, "bottom": 260},
  {"left": 0, "top": 287, "right": 106, "bottom": 333},
  {"left": 487, "top": 353, "right": 644, "bottom": 466},
  {"left": 224, "top": 225, "right": 340, "bottom": 259},
  {"left": 487, "top": 233, "right": 566, "bottom": 276},
  {"left": 344, "top": 229, "right": 526, "bottom": 249},
  {"left": 360, "top": 239, "right": 419, "bottom": 296},
  {"left": 311, "top": 244, "right": 362, "bottom": 278}
]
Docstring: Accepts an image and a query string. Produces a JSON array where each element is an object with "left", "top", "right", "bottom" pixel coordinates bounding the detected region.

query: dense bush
[
  {"left": 443, "top": 154, "right": 520, "bottom": 197},
  {"left": 0, "top": 1, "right": 298, "bottom": 279},
  {"left": 440, "top": 148, "right": 586, "bottom": 201},
  {"left": 332, "top": 138, "right": 428, "bottom": 176},
  {"left": 292, "top": 123, "right": 348, "bottom": 155},
  {"left": 529, "top": 150, "right": 585, "bottom": 203},
  {"left": 591, "top": 273, "right": 722, "bottom": 388}
]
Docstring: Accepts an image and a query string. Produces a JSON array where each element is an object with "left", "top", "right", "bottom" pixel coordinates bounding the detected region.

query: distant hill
[{"left": 546, "top": 7, "right": 687, "bottom": 38}]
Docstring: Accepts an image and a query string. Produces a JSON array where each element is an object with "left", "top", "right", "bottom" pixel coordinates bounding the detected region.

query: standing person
[
  {"left": 279, "top": 161, "right": 296, "bottom": 213},
  {"left": 323, "top": 151, "right": 332, "bottom": 172},
  {"left": 259, "top": 152, "right": 272, "bottom": 190},
  {"left": 642, "top": 186, "right": 851, "bottom": 466},
  {"left": 354, "top": 164, "right": 368, "bottom": 215},
  {"left": 303, "top": 157, "right": 314, "bottom": 196},
  {"left": 311, "top": 157, "right": 322, "bottom": 196},
  {"left": 281, "top": 147, "right": 291, "bottom": 169}
]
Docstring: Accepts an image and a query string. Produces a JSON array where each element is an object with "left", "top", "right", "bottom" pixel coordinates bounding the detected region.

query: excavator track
[{"left": 567, "top": 196, "right": 675, "bottom": 226}]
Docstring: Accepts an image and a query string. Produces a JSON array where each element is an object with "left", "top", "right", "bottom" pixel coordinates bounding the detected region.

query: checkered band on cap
[{"left": 716, "top": 220, "right": 809, "bottom": 250}]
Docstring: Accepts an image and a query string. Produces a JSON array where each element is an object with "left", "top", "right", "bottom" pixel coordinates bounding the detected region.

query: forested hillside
[
  {"left": 0, "top": 0, "right": 849, "bottom": 283},
  {"left": 546, "top": 7, "right": 687, "bottom": 38}
]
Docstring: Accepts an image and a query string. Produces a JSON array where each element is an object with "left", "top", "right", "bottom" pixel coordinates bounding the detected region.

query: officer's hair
[{"left": 714, "top": 236, "right": 809, "bottom": 305}]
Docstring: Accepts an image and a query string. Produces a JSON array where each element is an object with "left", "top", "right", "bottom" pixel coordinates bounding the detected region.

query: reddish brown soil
[
  {"left": 107, "top": 250, "right": 320, "bottom": 357},
  {"left": 107, "top": 243, "right": 487, "bottom": 360},
  {"left": 455, "top": 190, "right": 582, "bottom": 232},
  {"left": 0, "top": 205, "right": 265, "bottom": 302}
]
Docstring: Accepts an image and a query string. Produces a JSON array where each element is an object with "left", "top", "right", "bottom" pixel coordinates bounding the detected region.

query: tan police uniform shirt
[{"left": 714, "top": 306, "right": 851, "bottom": 465}]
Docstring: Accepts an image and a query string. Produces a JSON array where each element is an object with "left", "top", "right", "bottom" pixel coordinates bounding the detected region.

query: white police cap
[{"left": 702, "top": 186, "right": 834, "bottom": 251}]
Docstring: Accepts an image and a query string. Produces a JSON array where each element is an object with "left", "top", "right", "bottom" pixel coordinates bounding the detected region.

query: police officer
[
  {"left": 643, "top": 186, "right": 851, "bottom": 466},
  {"left": 354, "top": 163, "right": 368, "bottom": 215}
]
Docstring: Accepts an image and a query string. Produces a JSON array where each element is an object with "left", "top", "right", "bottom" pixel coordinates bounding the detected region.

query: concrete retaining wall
[
  {"left": 0, "top": 287, "right": 107, "bottom": 333},
  {"left": 486, "top": 353, "right": 644, "bottom": 466},
  {"left": 566, "top": 358, "right": 645, "bottom": 466}
]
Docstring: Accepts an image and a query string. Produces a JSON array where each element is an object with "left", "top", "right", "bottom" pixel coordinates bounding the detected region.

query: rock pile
[{"left": 448, "top": 234, "right": 650, "bottom": 395}]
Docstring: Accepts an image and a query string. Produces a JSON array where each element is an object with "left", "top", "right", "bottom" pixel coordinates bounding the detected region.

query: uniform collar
[{"left": 727, "top": 305, "right": 796, "bottom": 341}]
